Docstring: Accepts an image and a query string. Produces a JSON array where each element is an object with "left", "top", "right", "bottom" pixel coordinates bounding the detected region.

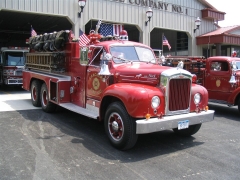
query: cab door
[
  {"left": 86, "top": 47, "right": 109, "bottom": 101},
  {"left": 205, "top": 60, "right": 231, "bottom": 101}
]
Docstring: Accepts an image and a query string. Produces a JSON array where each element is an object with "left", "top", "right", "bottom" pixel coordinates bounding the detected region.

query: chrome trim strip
[
  {"left": 59, "top": 103, "right": 99, "bottom": 119},
  {"left": 23, "top": 69, "right": 71, "bottom": 81}
]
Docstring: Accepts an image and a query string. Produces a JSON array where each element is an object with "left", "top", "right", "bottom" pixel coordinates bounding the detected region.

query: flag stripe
[
  {"left": 31, "top": 26, "right": 37, "bottom": 37},
  {"left": 163, "top": 35, "right": 171, "bottom": 50},
  {"left": 79, "top": 29, "right": 90, "bottom": 46}
]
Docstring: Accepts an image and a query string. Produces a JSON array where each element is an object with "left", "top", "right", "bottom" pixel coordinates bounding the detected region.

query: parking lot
[{"left": 0, "top": 87, "right": 240, "bottom": 180}]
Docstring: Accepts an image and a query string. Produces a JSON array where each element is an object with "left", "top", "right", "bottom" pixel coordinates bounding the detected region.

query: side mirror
[{"left": 80, "top": 47, "right": 89, "bottom": 66}]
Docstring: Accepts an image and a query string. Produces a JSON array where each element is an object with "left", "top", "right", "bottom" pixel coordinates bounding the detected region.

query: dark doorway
[{"left": 0, "top": 9, "right": 72, "bottom": 47}]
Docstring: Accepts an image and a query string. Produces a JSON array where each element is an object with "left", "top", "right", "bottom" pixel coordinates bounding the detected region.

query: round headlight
[
  {"left": 151, "top": 96, "right": 160, "bottom": 108},
  {"left": 194, "top": 93, "right": 201, "bottom": 104}
]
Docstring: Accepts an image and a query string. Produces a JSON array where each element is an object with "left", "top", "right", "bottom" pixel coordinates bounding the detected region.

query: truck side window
[
  {"left": 221, "top": 62, "right": 229, "bottom": 71},
  {"left": 100, "top": 51, "right": 108, "bottom": 66},
  {"left": 211, "top": 61, "right": 229, "bottom": 71},
  {"left": 91, "top": 49, "right": 101, "bottom": 66},
  {"left": 211, "top": 62, "right": 221, "bottom": 71}
]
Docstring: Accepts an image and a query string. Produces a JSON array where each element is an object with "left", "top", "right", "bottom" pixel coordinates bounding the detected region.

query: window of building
[{"left": 177, "top": 32, "right": 188, "bottom": 51}]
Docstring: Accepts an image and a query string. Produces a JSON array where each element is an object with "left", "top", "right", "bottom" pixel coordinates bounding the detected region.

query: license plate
[{"left": 178, "top": 120, "right": 189, "bottom": 130}]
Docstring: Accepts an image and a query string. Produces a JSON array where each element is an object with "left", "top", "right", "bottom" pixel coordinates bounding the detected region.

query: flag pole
[{"left": 162, "top": 33, "right": 164, "bottom": 55}]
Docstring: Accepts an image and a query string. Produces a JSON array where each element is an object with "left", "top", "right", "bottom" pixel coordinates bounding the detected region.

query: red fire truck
[
  {"left": 22, "top": 26, "right": 214, "bottom": 150},
  {"left": 163, "top": 56, "right": 240, "bottom": 113},
  {"left": 0, "top": 47, "right": 29, "bottom": 87}
]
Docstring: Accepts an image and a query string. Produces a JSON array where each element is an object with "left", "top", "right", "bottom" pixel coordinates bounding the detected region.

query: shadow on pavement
[{"left": 16, "top": 108, "right": 204, "bottom": 163}]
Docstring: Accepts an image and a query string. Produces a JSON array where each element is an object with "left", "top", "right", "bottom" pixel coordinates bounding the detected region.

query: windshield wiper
[
  {"left": 113, "top": 56, "right": 130, "bottom": 63},
  {"left": 147, "top": 59, "right": 157, "bottom": 63}
]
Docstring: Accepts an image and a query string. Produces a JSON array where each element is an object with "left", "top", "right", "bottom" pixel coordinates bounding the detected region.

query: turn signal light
[
  {"left": 192, "top": 74, "right": 197, "bottom": 83},
  {"left": 205, "top": 106, "right": 209, "bottom": 111},
  {"left": 145, "top": 113, "right": 151, "bottom": 120}
]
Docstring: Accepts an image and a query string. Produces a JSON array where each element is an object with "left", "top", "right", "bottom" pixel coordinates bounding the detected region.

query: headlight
[
  {"left": 151, "top": 96, "right": 160, "bottom": 108},
  {"left": 194, "top": 93, "right": 201, "bottom": 104}
]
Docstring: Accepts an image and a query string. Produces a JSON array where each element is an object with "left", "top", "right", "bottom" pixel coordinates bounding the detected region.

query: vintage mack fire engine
[
  {"left": 0, "top": 47, "right": 29, "bottom": 86},
  {"left": 162, "top": 56, "right": 240, "bottom": 113},
  {"left": 22, "top": 24, "right": 214, "bottom": 150}
]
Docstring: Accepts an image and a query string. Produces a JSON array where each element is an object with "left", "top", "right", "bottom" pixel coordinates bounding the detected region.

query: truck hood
[{"left": 112, "top": 62, "right": 191, "bottom": 86}]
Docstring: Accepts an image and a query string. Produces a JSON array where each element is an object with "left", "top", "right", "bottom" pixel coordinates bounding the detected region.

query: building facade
[{"left": 1, "top": 0, "right": 239, "bottom": 57}]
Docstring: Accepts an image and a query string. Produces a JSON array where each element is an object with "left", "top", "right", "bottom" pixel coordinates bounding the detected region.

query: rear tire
[
  {"left": 104, "top": 102, "right": 138, "bottom": 150},
  {"left": 173, "top": 123, "right": 202, "bottom": 137},
  {"left": 40, "top": 83, "right": 56, "bottom": 113},
  {"left": 31, "top": 80, "right": 41, "bottom": 107}
]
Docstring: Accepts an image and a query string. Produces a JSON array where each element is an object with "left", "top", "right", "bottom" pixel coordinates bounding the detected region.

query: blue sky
[{"left": 207, "top": 0, "right": 239, "bottom": 27}]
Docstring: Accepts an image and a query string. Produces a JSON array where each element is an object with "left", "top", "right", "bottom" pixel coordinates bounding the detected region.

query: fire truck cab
[
  {"left": 163, "top": 56, "right": 240, "bottom": 113},
  {"left": 0, "top": 47, "right": 29, "bottom": 86}
]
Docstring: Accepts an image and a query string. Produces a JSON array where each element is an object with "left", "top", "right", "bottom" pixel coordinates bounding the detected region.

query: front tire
[
  {"left": 40, "top": 83, "right": 56, "bottom": 113},
  {"left": 31, "top": 80, "right": 41, "bottom": 107},
  {"left": 173, "top": 123, "right": 202, "bottom": 137},
  {"left": 104, "top": 102, "right": 138, "bottom": 150}
]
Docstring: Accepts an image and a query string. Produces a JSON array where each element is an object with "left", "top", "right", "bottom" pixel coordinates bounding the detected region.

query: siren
[
  {"left": 232, "top": 51, "right": 237, "bottom": 57},
  {"left": 119, "top": 30, "right": 128, "bottom": 41}
]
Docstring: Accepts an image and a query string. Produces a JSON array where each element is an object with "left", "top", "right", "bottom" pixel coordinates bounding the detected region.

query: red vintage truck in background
[
  {"left": 0, "top": 47, "right": 29, "bottom": 87},
  {"left": 22, "top": 25, "right": 214, "bottom": 150},
  {"left": 163, "top": 56, "right": 240, "bottom": 113}
]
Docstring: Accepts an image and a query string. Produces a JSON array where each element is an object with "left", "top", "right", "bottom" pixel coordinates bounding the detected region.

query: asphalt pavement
[{"left": 0, "top": 87, "right": 240, "bottom": 180}]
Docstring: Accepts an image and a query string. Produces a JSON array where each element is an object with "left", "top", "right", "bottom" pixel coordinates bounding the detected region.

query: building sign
[{"left": 108, "top": 0, "right": 188, "bottom": 14}]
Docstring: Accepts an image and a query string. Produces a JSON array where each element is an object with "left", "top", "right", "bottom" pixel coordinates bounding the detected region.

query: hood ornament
[{"left": 177, "top": 61, "right": 184, "bottom": 69}]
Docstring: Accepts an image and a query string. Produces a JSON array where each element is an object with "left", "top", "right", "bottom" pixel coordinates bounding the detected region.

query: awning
[{"left": 196, "top": 26, "right": 240, "bottom": 45}]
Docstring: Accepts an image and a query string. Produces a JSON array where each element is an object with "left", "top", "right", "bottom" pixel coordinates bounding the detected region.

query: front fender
[
  {"left": 190, "top": 84, "right": 209, "bottom": 111},
  {"left": 101, "top": 83, "right": 165, "bottom": 118},
  {"left": 227, "top": 87, "right": 240, "bottom": 105}
]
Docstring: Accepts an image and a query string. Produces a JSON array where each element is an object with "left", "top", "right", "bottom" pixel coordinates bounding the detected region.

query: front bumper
[
  {"left": 4, "top": 78, "right": 23, "bottom": 85},
  {"left": 136, "top": 110, "right": 214, "bottom": 134}
]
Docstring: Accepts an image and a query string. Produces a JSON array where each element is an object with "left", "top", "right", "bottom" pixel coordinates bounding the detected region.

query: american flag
[
  {"left": 31, "top": 26, "right": 37, "bottom": 37},
  {"left": 79, "top": 29, "right": 90, "bottom": 46},
  {"left": 100, "top": 23, "right": 124, "bottom": 36},
  {"left": 163, "top": 35, "right": 171, "bottom": 50}
]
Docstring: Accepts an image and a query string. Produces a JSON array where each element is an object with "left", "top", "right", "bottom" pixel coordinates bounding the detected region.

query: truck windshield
[
  {"left": 2, "top": 51, "right": 26, "bottom": 66},
  {"left": 110, "top": 46, "right": 156, "bottom": 63}
]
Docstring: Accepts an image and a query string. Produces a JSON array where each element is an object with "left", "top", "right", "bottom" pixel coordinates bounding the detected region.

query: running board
[{"left": 59, "top": 103, "right": 98, "bottom": 119}]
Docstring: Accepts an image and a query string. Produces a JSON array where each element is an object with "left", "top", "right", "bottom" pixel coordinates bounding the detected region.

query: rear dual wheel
[
  {"left": 31, "top": 80, "right": 41, "bottom": 107},
  {"left": 40, "top": 83, "right": 56, "bottom": 113}
]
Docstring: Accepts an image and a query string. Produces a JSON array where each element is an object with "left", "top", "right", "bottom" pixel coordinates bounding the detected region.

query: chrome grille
[
  {"left": 15, "top": 70, "right": 23, "bottom": 76},
  {"left": 168, "top": 79, "right": 191, "bottom": 111}
]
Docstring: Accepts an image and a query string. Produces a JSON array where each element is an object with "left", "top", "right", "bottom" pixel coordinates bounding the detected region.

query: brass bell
[{"left": 98, "top": 61, "right": 111, "bottom": 76}]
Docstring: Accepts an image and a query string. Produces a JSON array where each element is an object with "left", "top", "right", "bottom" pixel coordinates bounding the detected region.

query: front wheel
[
  {"left": 40, "top": 83, "right": 56, "bottom": 113},
  {"left": 173, "top": 124, "right": 202, "bottom": 137},
  {"left": 104, "top": 102, "right": 138, "bottom": 150}
]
